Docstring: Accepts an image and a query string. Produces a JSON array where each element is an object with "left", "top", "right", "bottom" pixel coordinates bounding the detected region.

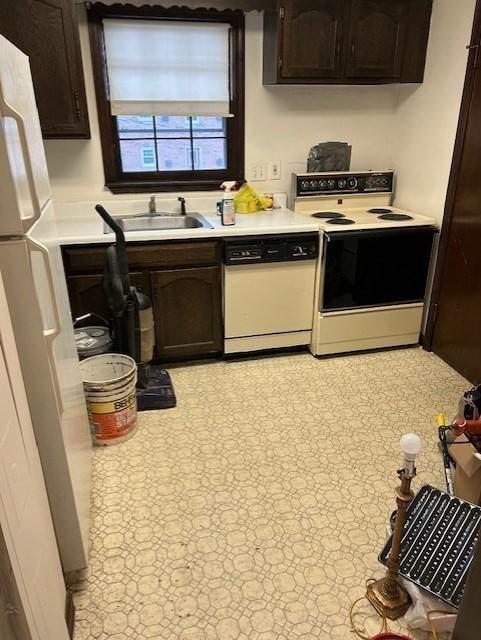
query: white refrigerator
[
  {"left": 0, "top": 269, "right": 71, "bottom": 640},
  {"left": 0, "top": 35, "right": 92, "bottom": 573}
]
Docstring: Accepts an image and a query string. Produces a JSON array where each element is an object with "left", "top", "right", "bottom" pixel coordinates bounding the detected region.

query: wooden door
[
  {"left": 280, "top": 0, "right": 346, "bottom": 79},
  {"left": 67, "top": 271, "right": 149, "bottom": 322},
  {"left": 345, "top": 0, "right": 409, "bottom": 79},
  {"left": 428, "top": 18, "right": 481, "bottom": 383},
  {"left": 0, "top": 0, "right": 89, "bottom": 138},
  {"left": 151, "top": 267, "right": 222, "bottom": 360}
]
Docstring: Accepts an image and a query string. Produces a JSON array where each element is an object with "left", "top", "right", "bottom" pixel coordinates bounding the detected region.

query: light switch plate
[
  {"left": 268, "top": 161, "right": 281, "bottom": 180},
  {"left": 249, "top": 163, "right": 266, "bottom": 181}
]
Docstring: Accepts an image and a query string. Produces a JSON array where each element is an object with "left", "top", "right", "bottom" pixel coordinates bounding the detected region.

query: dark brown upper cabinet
[
  {"left": 279, "top": 0, "right": 346, "bottom": 80},
  {"left": 0, "top": 0, "right": 90, "bottom": 138},
  {"left": 346, "top": 0, "right": 408, "bottom": 79},
  {"left": 263, "top": 0, "right": 433, "bottom": 85}
]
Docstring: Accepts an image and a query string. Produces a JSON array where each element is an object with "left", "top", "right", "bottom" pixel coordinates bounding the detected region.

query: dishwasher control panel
[{"left": 224, "top": 233, "right": 318, "bottom": 265}]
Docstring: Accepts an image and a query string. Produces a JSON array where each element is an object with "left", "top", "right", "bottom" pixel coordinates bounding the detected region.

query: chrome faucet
[
  {"left": 149, "top": 194, "right": 156, "bottom": 215},
  {"left": 178, "top": 196, "right": 186, "bottom": 216}
]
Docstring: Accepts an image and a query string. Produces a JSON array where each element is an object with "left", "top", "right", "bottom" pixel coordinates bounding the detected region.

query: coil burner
[
  {"left": 311, "top": 212, "right": 345, "bottom": 219},
  {"left": 379, "top": 213, "right": 414, "bottom": 221},
  {"left": 326, "top": 218, "right": 356, "bottom": 225}
]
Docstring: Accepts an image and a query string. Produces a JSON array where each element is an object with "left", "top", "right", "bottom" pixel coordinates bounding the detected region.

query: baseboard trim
[{"left": 225, "top": 330, "right": 311, "bottom": 354}]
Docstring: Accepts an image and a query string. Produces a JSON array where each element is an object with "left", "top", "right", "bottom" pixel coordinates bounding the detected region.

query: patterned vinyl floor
[{"left": 73, "top": 347, "right": 468, "bottom": 640}]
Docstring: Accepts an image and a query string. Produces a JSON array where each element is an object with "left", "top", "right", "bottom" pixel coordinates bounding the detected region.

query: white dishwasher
[{"left": 224, "top": 234, "right": 318, "bottom": 354}]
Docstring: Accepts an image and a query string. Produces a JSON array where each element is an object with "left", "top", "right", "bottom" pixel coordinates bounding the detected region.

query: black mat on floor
[{"left": 136, "top": 367, "right": 176, "bottom": 411}]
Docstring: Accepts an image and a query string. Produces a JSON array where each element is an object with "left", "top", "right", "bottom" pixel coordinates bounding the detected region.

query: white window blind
[{"left": 103, "top": 19, "right": 232, "bottom": 117}]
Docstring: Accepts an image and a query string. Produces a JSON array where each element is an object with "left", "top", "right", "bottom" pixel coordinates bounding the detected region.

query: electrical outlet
[
  {"left": 250, "top": 163, "right": 266, "bottom": 181},
  {"left": 268, "top": 161, "right": 281, "bottom": 180}
]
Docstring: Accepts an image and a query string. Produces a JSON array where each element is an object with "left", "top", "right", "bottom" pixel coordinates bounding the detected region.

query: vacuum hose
[{"left": 95, "top": 204, "right": 131, "bottom": 295}]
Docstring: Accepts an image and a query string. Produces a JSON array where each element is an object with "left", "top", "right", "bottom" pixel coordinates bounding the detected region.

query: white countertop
[{"left": 55, "top": 204, "right": 320, "bottom": 245}]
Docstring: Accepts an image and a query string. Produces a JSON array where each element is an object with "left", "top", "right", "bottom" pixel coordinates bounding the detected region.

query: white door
[
  {"left": 0, "top": 201, "right": 92, "bottom": 572},
  {"left": 0, "top": 272, "right": 70, "bottom": 640},
  {"left": 0, "top": 35, "right": 51, "bottom": 236},
  {"left": 29, "top": 200, "right": 92, "bottom": 570}
]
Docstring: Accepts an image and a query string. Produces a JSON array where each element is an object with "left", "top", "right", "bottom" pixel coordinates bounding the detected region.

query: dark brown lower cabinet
[
  {"left": 62, "top": 240, "right": 223, "bottom": 361},
  {"left": 151, "top": 267, "right": 223, "bottom": 360},
  {"left": 66, "top": 272, "right": 149, "bottom": 322}
]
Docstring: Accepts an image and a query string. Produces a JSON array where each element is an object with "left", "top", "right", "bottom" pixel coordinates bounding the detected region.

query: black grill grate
[{"left": 379, "top": 484, "right": 481, "bottom": 608}]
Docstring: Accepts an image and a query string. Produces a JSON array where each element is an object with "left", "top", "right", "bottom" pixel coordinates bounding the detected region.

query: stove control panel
[{"left": 293, "top": 171, "right": 394, "bottom": 198}]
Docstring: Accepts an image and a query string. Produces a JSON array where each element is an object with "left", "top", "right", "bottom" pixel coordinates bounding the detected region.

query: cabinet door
[
  {"left": 0, "top": 0, "right": 89, "bottom": 138},
  {"left": 151, "top": 267, "right": 222, "bottom": 360},
  {"left": 66, "top": 272, "right": 149, "bottom": 322},
  {"left": 280, "top": 0, "right": 346, "bottom": 79},
  {"left": 345, "top": 0, "right": 409, "bottom": 79},
  {"left": 0, "top": 277, "right": 70, "bottom": 640}
]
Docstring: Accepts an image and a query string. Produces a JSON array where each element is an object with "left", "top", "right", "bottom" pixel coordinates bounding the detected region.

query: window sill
[{"left": 106, "top": 178, "right": 234, "bottom": 194}]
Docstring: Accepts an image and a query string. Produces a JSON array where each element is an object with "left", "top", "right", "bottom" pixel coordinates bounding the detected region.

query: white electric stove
[{"left": 291, "top": 170, "right": 438, "bottom": 356}]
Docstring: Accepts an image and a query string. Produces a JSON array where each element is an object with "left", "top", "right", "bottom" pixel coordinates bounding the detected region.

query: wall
[
  {"left": 44, "top": 9, "right": 399, "bottom": 203},
  {"left": 391, "top": 0, "right": 476, "bottom": 222},
  {"left": 44, "top": 2, "right": 477, "bottom": 212},
  {"left": 244, "top": 12, "right": 398, "bottom": 194}
]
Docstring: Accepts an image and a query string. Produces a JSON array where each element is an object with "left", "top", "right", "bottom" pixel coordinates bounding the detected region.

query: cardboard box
[{"left": 449, "top": 435, "right": 481, "bottom": 505}]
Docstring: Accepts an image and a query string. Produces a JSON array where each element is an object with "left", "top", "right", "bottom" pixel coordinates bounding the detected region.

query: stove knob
[
  {"left": 310, "top": 180, "right": 319, "bottom": 190},
  {"left": 347, "top": 177, "right": 358, "bottom": 189},
  {"left": 300, "top": 180, "right": 310, "bottom": 191},
  {"left": 319, "top": 179, "right": 328, "bottom": 190},
  {"left": 338, "top": 178, "right": 347, "bottom": 189},
  {"left": 327, "top": 179, "right": 336, "bottom": 189}
]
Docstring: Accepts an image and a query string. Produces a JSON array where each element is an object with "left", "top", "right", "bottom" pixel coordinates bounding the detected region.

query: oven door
[{"left": 321, "top": 227, "right": 436, "bottom": 312}]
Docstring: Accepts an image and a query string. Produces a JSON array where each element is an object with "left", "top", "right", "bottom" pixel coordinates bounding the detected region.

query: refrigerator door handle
[
  {"left": 27, "top": 237, "right": 64, "bottom": 414},
  {"left": 0, "top": 100, "right": 42, "bottom": 229}
]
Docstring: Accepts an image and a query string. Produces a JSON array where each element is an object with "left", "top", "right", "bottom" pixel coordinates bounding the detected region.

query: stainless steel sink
[{"left": 104, "top": 213, "right": 213, "bottom": 233}]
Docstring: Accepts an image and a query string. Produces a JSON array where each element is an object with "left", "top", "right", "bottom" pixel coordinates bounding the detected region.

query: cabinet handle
[
  {"left": 279, "top": 6, "right": 285, "bottom": 19},
  {"left": 351, "top": 40, "right": 355, "bottom": 60},
  {"left": 74, "top": 90, "right": 82, "bottom": 121},
  {"left": 466, "top": 42, "right": 481, "bottom": 68}
]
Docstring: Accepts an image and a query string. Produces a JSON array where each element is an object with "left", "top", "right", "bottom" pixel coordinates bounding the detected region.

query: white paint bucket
[{"left": 80, "top": 354, "right": 138, "bottom": 446}]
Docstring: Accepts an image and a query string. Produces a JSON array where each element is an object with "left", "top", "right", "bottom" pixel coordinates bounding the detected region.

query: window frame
[{"left": 87, "top": 4, "right": 245, "bottom": 193}]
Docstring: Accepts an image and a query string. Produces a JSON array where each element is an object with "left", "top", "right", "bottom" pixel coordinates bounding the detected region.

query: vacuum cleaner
[{"left": 95, "top": 204, "right": 155, "bottom": 388}]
